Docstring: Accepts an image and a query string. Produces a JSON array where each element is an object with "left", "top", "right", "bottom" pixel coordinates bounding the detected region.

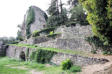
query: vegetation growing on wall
[
  {"left": 30, "top": 49, "right": 56, "bottom": 64},
  {"left": 32, "top": 27, "right": 56, "bottom": 37},
  {"left": 47, "top": 32, "right": 61, "bottom": 38},
  {"left": 86, "top": 36, "right": 112, "bottom": 55},
  {"left": 61, "top": 59, "right": 73, "bottom": 70},
  {"left": 32, "top": 30, "right": 40, "bottom": 37},
  {"left": 79, "top": 0, "right": 112, "bottom": 45},
  {"left": 26, "top": 7, "right": 35, "bottom": 38}
]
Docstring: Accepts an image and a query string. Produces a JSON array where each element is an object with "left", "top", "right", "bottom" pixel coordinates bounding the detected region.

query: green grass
[
  {"left": 0, "top": 57, "right": 80, "bottom": 74},
  {"left": 0, "top": 57, "right": 27, "bottom": 74},
  {"left": 9, "top": 43, "right": 89, "bottom": 57}
]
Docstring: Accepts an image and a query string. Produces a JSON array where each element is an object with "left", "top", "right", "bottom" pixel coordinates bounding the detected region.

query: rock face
[
  {"left": 21, "top": 6, "right": 47, "bottom": 38},
  {"left": 0, "top": 41, "right": 8, "bottom": 56}
]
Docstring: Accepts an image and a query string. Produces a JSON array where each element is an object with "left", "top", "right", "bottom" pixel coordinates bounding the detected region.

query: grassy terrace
[{"left": 9, "top": 43, "right": 89, "bottom": 57}]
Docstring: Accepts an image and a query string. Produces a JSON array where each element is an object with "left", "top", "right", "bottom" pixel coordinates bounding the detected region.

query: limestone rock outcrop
[{"left": 21, "top": 6, "right": 47, "bottom": 38}]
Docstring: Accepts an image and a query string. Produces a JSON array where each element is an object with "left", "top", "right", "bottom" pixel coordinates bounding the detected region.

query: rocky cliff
[{"left": 21, "top": 6, "right": 47, "bottom": 39}]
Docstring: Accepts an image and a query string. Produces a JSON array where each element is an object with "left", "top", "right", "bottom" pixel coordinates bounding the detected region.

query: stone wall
[
  {"left": 55, "top": 24, "right": 92, "bottom": 39},
  {"left": 0, "top": 41, "right": 8, "bottom": 56},
  {"left": 37, "top": 25, "right": 93, "bottom": 52},
  {"left": 6, "top": 45, "right": 108, "bottom": 66},
  {"left": 20, "top": 36, "right": 51, "bottom": 45},
  {"left": 51, "top": 53, "right": 108, "bottom": 66},
  {"left": 6, "top": 46, "right": 36, "bottom": 60}
]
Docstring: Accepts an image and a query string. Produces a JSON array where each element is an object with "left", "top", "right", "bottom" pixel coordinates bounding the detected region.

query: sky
[{"left": 0, "top": 0, "right": 68, "bottom": 37}]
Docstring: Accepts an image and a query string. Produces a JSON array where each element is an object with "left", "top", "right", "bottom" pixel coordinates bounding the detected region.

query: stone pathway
[{"left": 78, "top": 54, "right": 112, "bottom": 74}]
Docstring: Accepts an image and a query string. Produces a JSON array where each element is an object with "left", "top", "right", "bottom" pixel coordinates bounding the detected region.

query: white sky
[{"left": 0, "top": 0, "right": 68, "bottom": 37}]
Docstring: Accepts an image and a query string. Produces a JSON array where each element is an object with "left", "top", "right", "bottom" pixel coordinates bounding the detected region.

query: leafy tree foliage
[
  {"left": 79, "top": 0, "right": 112, "bottom": 45},
  {"left": 0, "top": 37, "right": 17, "bottom": 44},
  {"left": 47, "top": 0, "right": 68, "bottom": 27},
  {"left": 16, "top": 30, "right": 23, "bottom": 41},
  {"left": 70, "top": 4, "right": 88, "bottom": 25},
  {"left": 68, "top": 0, "right": 78, "bottom": 6}
]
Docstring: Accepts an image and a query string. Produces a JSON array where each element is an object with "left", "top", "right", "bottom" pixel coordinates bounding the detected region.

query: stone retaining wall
[
  {"left": 6, "top": 45, "right": 108, "bottom": 66},
  {"left": 0, "top": 41, "right": 8, "bottom": 56},
  {"left": 51, "top": 53, "right": 108, "bottom": 66},
  {"left": 35, "top": 25, "right": 93, "bottom": 52}
]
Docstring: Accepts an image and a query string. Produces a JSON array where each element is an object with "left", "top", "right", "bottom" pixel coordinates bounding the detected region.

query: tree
[
  {"left": 79, "top": 0, "right": 112, "bottom": 45},
  {"left": 70, "top": 4, "right": 88, "bottom": 25},
  {"left": 16, "top": 30, "right": 23, "bottom": 41},
  {"left": 47, "top": 0, "right": 68, "bottom": 27},
  {"left": 68, "top": 0, "right": 78, "bottom": 6}
]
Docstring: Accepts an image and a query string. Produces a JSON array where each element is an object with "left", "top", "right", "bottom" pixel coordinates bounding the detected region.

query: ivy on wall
[
  {"left": 30, "top": 49, "right": 56, "bottom": 64},
  {"left": 26, "top": 7, "right": 35, "bottom": 38}
]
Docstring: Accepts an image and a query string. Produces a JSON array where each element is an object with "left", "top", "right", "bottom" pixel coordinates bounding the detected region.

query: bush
[
  {"left": 103, "top": 50, "right": 112, "bottom": 55},
  {"left": 70, "top": 66, "right": 81, "bottom": 72},
  {"left": 85, "top": 36, "right": 112, "bottom": 55},
  {"left": 47, "top": 33, "right": 61, "bottom": 38},
  {"left": 49, "top": 31, "right": 53, "bottom": 35},
  {"left": 32, "top": 30, "right": 40, "bottom": 37},
  {"left": 61, "top": 59, "right": 73, "bottom": 70},
  {"left": 91, "top": 50, "right": 97, "bottom": 54},
  {"left": 85, "top": 36, "right": 105, "bottom": 48}
]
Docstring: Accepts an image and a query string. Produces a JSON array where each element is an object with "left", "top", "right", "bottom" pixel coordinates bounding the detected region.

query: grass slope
[{"left": 0, "top": 57, "right": 80, "bottom": 74}]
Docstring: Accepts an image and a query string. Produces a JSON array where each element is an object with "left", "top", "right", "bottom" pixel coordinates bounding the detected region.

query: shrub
[
  {"left": 49, "top": 31, "right": 53, "bottom": 35},
  {"left": 32, "top": 30, "right": 40, "bottom": 37},
  {"left": 70, "top": 66, "right": 81, "bottom": 72},
  {"left": 103, "top": 50, "right": 112, "bottom": 55},
  {"left": 85, "top": 36, "right": 105, "bottom": 48},
  {"left": 86, "top": 36, "right": 112, "bottom": 55},
  {"left": 47, "top": 33, "right": 60, "bottom": 38},
  {"left": 61, "top": 59, "right": 73, "bottom": 70},
  {"left": 91, "top": 50, "right": 97, "bottom": 54}
]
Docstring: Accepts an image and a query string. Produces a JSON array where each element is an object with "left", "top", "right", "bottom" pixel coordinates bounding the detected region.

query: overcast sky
[{"left": 0, "top": 0, "right": 68, "bottom": 37}]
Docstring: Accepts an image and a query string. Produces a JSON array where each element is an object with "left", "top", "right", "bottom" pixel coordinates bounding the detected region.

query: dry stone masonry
[
  {"left": 6, "top": 6, "right": 109, "bottom": 68},
  {"left": 6, "top": 45, "right": 109, "bottom": 66},
  {"left": 0, "top": 41, "right": 8, "bottom": 56},
  {"left": 38, "top": 25, "right": 93, "bottom": 52}
]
